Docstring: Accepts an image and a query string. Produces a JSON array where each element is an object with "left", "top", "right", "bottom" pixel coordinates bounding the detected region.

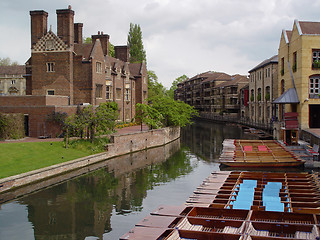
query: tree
[
  {"left": 135, "top": 103, "right": 163, "bottom": 130},
  {"left": 127, "top": 23, "right": 146, "bottom": 63},
  {"left": 83, "top": 37, "right": 92, "bottom": 44},
  {"left": 167, "top": 75, "right": 188, "bottom": 99},
  {"left": 147, "top": 70, "right": 167, "bottom": 99},
  {"left": 0, "top": 57, "right": 19, "bottom": 66},
  {"left": 149, "top": 96, "right": 198, "bottom": 127}
]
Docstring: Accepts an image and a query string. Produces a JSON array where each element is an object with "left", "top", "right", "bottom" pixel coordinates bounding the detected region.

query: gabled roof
[
  {"left": 273, "top": 88, "right": 299, "bottom": 104},
  {"left": 298, "top": 21, "right": 320, "bottom": 35},
  {"left": 249, "top": 55, "right": 278, "bottom": 73},
  {"left": 32, "top": 30, "right": 68, "bottom": 52},
  {"left": 74, "top": 43, "right": 94, "bottom": 61},
  {"left": 0, "top": 65, "right": 25, "bottom": 75},
  {"left": 129, "top": 62, "right": 143, "bottom": 77}
]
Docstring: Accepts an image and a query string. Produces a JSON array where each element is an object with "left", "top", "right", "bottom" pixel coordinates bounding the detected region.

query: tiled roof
[
  {"left": 188, "top": 71, "right": 232, "bottom": 84},
  {"left": 74, "top": 43, "right": 93, "bottom": 61},
  {"left": 249, "top": 55, "right": 278, "bottom": 73},
  {"left": 129, "top": 62, "right": 143, "bottom": 77},
  {"left": 215, "top": 75, "right": 248, "bottom": 88},
  {"left": 299, "top": 21, "right": 320, "bottom": 34},
  {"left": 0, "top": 65, "right": 25, "bottom": 75},
  {"left": 286, "top": 31, "right": 292, "bottom": 42}
]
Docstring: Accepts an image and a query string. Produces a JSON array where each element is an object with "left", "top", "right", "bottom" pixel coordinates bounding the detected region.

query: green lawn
[{"left": 0, "top": 138, "right": 109, "bottom": 179}]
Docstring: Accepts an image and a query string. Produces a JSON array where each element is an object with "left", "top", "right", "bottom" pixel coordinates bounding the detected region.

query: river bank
[{"left": 0, "top": 126, "right": 180, "bottom": 194}]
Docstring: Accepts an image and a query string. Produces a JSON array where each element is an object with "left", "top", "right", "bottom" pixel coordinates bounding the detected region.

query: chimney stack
[
  {"left": 115, "top": 45, "right": 130, "bottom": 62},
  {"left": 30, "top": 10, "right": 48, "bottom": 48},
  {"left": 74, "top": 23, "right": 83, "bottom": 44},
  {"left": 92, "top": 32, "right": 110, "bottom": 56},
  {"left": 56, "top": 7, "right": 74, "bottom": 47}
]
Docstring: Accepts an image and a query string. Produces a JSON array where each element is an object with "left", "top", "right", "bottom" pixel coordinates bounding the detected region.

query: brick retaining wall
[{"left": 0, "top": 126, "right": 180, "bottom": 194}]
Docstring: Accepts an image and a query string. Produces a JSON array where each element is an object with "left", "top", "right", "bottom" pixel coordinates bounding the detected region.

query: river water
[{"left": 0, "top": 120, "right": 257, "bottom": 240}]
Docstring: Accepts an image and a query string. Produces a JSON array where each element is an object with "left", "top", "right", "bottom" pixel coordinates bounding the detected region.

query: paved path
[{"left": 0, "top": 124, "right": 149, "bottom": 144}]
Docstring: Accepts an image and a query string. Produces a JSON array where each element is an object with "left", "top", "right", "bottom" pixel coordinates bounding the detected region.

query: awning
[{"left": 272, "top": 88, "right": 299, "bottom": 104}]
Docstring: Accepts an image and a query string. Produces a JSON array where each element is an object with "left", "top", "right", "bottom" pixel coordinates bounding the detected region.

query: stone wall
[{"left": 0, "top": 126, "right": 180, "bottom": 194}]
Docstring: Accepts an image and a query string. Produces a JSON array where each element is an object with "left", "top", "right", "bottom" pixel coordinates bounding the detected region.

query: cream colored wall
[{"left": 278, "top": 22, "right": 320, "bottom": 129}]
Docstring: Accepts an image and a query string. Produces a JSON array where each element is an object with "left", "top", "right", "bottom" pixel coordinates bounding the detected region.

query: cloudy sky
[{"left": 1, "top": 0, "right": 320, "bottom": 88}]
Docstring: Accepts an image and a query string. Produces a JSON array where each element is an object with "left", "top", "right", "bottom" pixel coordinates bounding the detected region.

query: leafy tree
[
  {"left": 147, "top": 70, "right": 167, "bottom": 99},
  {"left": 136, "top": 103, "right": 163, "bottom": 130},
  {"left": 109, "top": 42, "right": 115, "bottom": 57},
  {"left": 0, "top": 57, "right": 19, "bottom": 66},
  {"left": 167, "top": 74, "right": 188, "bottom": 99},
  {"left": 149, "top": 96, "right": 198, "bottom": 127},
  {"left": 127, "top": 23, "right": 146, "bottom": 63},
  {"left": 83, "top": 37, "right": 92, "bottom": 44}
]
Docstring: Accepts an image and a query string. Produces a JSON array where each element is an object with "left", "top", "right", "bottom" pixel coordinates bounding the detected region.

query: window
[
  {"left": 47, "top": 90, "right": 54, "bottom": 95},
  {"left": 281, "top": 80, "right": 285, "bottom": 94},
  {"left": 313, "top": 50, "right": 320, "bottom": 69},
  {"left": 309, "top": 76, "right": 320, "bottom": 98},
  {"left": 96, "top": 62, "right": 102, "bottom": 73},
  {"left": 46, "top": 62, "right": 54, "bottom": 72},
  {"left": 293, "top": 52, "right": 297, "bottom": 72},
  {"left": 281, "top": 57, "right": 284, "bottom": 75},
  {"left": 125, "top": 89, "right": 130, "bottom": 101},
  {"left": 11, "top": 80, "right": 15, "bottom": 85},
  {"left": 265, "top": 86, "right": 270, "bottom": 101},
  {"left": 106, "top": 86, "right": 112, "bottom": 99},
  {"left": 95, "top": 84, "right": 102, "bottom": 98}
]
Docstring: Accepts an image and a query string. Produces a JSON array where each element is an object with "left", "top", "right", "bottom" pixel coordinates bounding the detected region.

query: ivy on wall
[{"left": 0, "top": 113, "right": 25, "bottom": 140}]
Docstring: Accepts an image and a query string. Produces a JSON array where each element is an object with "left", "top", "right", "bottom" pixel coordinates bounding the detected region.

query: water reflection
[
  {"left": 182, "top": 119, "right": 257, "bottom": 161},
  {"left": 0, "top": 121, "right": 257, "bottom": 239}
]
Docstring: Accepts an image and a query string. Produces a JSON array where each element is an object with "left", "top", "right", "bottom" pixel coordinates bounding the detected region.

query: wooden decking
[{"left": 218, "top": 139, "right": 305, "bottom": 167}]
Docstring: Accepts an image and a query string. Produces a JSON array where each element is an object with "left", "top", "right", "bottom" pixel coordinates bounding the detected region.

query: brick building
[{"left": 0, "top": 6, "right": 148, "bottom": 137}]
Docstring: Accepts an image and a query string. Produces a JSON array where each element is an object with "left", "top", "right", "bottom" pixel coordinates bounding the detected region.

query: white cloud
[{"left": 1, "top": 0, "right": 320, "bottom": 88}]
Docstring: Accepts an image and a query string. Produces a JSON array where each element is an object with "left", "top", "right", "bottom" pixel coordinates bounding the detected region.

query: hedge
[{"left": 0, "top": 113, "right": 25, "bottom": 140}]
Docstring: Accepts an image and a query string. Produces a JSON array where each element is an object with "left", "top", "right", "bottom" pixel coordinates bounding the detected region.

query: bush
[{"left": 0, "top": 113, "right": 25, "bottom": 140}]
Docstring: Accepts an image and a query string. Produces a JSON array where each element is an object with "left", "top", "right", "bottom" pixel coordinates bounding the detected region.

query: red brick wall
[{"left": 0, "top": 96, "right": 68, "bottom": 107}]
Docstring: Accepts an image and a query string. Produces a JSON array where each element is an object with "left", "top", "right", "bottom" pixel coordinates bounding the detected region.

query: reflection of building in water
[
  {"left": 181, "top": 121, "right": 257, "bottom": 161},
  {"left": 16, "top": 140, "right": 181, "bottom": 239}
]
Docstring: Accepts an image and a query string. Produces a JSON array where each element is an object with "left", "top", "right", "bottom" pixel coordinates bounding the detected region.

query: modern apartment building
[{"left": 175, "top": 71, "right": 248, "bottom": 118}]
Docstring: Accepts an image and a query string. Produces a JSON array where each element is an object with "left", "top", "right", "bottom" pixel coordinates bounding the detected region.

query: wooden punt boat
[{"left": 218, "top": 139, "right": 305, "bottom": 168}]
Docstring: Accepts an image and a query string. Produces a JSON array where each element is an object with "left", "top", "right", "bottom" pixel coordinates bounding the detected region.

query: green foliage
[
  {"left": 257, "top": 93, "right": 261, "bottom": 101},
  {"left": 167, "top": 74, "right": 188, "bottom": 99},
  {"left": 250, "top": 95, "right": 254, "bottom": 102},
  {"left": 109, "top": 42, "right": 115, "bottom": 57},
  {"left": 265, "top": 93, "right": 270, "bottom": 101},
  {"left": 0, "top": 113, "right": 25, "bottom": 140},
  {"left": 136, "top": 103, "right": 164, "bottom": 129},
  {"left": 0, "top": 57, "right": 19, "bottom": 66},
  {"left": 148, "top": 96, "right": 198, "bottom": 127},
  {"left": 147, "top": 70, "right": 167, "bottom": 99},
  {"left": 127, "top": 23, "right": 146, "bottom": 63},
  {"left": 83, "top": 37, "right": 92, "bottom": 43}
]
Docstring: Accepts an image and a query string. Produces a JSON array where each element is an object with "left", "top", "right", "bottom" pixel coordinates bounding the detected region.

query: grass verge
[{"left": 0, "top": 137, "right": 110, "bottom": 179}]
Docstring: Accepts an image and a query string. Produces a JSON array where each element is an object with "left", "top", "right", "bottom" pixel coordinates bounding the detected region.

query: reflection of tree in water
[
  {"left": 114, "top": 146, "right": 193, "bottom": 213},
  {"left": 17, "top": 144, "right": 192, "bottom": 239}
]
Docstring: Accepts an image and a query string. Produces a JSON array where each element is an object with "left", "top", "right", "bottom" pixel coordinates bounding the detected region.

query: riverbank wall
[{"left": 0, "top": 126, "right": 180, "bottom": 194}]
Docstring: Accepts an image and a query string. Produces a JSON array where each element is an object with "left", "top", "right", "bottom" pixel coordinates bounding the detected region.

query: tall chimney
[
  {"left": 115, "top": 45, "right": 130, "bottom": 62},
  {"left": 56, "top": 7, "right": 74, "bottom": 47},
  {"left": 74, "top": 23, "right": 83, "bottom": 44},
  {"left": 92, "top": 33, "right": 110, "bottom": 56},
  {"left": 30, "top": 10, "right": 48, "bottom": 48}
]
